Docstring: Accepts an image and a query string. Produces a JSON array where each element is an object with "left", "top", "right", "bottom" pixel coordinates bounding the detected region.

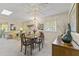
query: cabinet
[{"left": 52, "top": 39, "right": 79, "bottom": 56}]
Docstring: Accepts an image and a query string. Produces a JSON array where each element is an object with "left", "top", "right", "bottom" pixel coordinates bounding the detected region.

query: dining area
[{"left": 18, "top": 29, "right": 44, "bottom": 55}]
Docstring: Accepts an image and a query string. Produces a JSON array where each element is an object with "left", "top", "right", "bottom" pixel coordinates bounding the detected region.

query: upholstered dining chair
[
  {"left": 34, "top": 31, "right": 44, "bottom": 51},
  {"left": 20, "top": 33, "right": 33, "bottom": 55}
]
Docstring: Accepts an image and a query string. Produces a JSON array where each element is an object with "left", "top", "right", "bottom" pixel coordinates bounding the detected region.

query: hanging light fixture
[{"left": 32, "top": 4, "right": 39, "bottom": 29}]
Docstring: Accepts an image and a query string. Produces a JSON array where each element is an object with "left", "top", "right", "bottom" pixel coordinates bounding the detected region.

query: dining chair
[
  {"left": 34, "top": 31, "right": 44, "bottom": 51},
  {"left": 20, "top": 33, "right": 33, "bottom": 55}
]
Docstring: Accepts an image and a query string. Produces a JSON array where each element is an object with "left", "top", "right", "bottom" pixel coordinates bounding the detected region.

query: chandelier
[{"left": 31, "top": 4, "right": 40, "bottom": 28}]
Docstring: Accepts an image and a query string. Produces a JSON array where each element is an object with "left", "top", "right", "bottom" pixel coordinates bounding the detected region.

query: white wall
[
  {"left": 69, "top": 4, "right": 76, "bottom": 32},
  {"left": 43, "top": 12, "right": 69, "bottom": 43}
]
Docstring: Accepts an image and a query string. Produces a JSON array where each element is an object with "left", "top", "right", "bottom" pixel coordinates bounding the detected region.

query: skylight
[{"left": 1, "top": 9, "right": 13, "bottom": 16}]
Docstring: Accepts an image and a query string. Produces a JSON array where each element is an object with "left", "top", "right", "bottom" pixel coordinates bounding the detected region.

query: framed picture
[
  {"left": 38, "top": 24, "right": 44, "bottom": 30},
  {"left": 10, "top": 24, "right": 16, "bottom": 31}
]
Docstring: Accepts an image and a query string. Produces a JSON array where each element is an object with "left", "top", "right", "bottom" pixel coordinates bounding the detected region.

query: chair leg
[
  {"left": 42, "top": 43, "right": 43, "bottom": 48},
  {"left": 34, "top": 43, "right": 36, "bottom": 48},
  {"left": 42, "top": 40, "right": 44, "bottom": 48},
  {"left": 32, "top": 43, "right": 34, "bottom": 49},
  {"left": 42, "top": 41, "right": 44, "bottom": 48},
  {"left": 24, "top": 46, "right": 27, "bottom": 55},
  {"left": 39, "top": 43, "right": 41, "bottom": 51},
  {"left": 21, "top": 44, "right": 23, "bottom": 52},
  {"left": 30, "top": 45, "right": 32, "bottom": 55}
]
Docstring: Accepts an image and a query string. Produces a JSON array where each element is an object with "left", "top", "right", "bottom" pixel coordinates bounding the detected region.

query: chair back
[
  {"left": 20, "top": 33, "right": 26, "bottom": 43},
  {"left": 39, "top": 31, "right": 44, "bottom": 40}
]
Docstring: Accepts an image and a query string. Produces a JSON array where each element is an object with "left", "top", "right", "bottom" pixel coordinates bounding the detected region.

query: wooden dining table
[{"left": 25, "top": 34, "right": 38, "bottom": 41}]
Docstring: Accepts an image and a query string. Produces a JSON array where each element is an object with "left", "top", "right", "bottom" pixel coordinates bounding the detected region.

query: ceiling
[{"left": 0, "top": 3, "right": 72, "bottom": 22}]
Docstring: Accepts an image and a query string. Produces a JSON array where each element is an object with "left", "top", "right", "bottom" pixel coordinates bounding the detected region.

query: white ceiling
[{"left": 0, "top": 3, "right": 72, "bottom": 21}]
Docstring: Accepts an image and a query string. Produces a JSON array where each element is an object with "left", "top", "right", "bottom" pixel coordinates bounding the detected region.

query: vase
[
  {"left": 62, "top": 31, "right": 72, "bottom": 43},
  {"left": 62, "top": 23, "right": 72, "bottom": 43}
]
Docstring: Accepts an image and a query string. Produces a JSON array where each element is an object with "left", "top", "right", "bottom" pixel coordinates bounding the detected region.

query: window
[
  {"left": 0, "top": 23, "right": 8, "bottom": 32},
  {"left": 2, "top": 24, "right": 8, "bottom": 32},
  {"left": 44, "top": 21, "right": 56, "bottom": 32}
]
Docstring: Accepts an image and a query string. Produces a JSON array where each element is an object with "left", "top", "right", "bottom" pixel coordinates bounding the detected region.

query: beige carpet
[{"left": 0, "top": 38, "right": 53, "bottom": 56}]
